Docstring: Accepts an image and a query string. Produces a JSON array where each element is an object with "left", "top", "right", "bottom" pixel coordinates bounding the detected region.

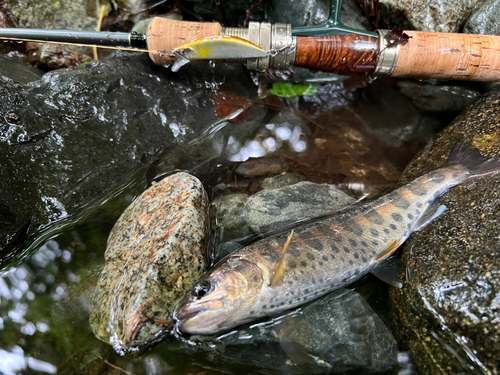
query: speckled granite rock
[
  {"left": 392, "top": 85, "right": 500, "bottom": 374},
  {"left": 464, "top": 0, "right": 500, "bottom": 36},
  {"left": 378, "top": 0, "right": 488, "bottom": 32},
  {"left": 244, "top": 181, "right": 356, "bottom": 233},
  {"left": 90, "top": 172, "right": 210, "bottom": 354}
]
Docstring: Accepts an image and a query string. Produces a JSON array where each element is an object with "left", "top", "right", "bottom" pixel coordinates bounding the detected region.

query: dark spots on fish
[
  {"left": 280, "top": 302, "right": 285, "bottom": 306},
  {"left": 417, "top": 202, "right": 423, "bottom": 209},
  {"left": 372, "top": 250, "right": 376, "bottom": 255},
  {"left": 300, "top": 270, "right": 304, "bottom": 275},
  {"left": 309, "top": 238, "right": 324, "bottom": 251},
  {"left": 322, "top": 255, "right": 329, "bottom": 261},
  {"left": 349, "top": 260, "right": 353, "bottom": 265},
  {"left": 361, "top": 241, "right": 368, "bottom": 247},
  {"left": 270, "top": 304, "right": 275, "bottom": 308},
  {"left": 407, "top": 213, "right": 414, "bottom": 220},
  {"left": 301, "top": 261, "right": 307, "bottom": 267},
  {"left": 345, "top": 219, "right": 363, "bottom": 236},
  {"left": 413, "top": 184, "right": 427, "bottom": 196},
  {"left": 250, "top": 310, "right": 254, "bottom": 315},
  {"left": 430, "top": 171, "right": 445, "bottom": 183},
  {"left": 304, "top": 288, "right": 310, "bottom": 294},
  {"left": 372, "top": 241, "right": 379, "bottom": 246},
  {"left": 354, "top": 253, "right": 359, "bottom": 259},
  {"left": 263, "top": 305, "right": 267, "bottom": 309},
  {"left": 311, "top": 279, "right": 316, "bottom": 284},
  {"left": 384, "top": 229, "right": 390, "bottom": 234},
  {"left": 349, "top": 239, "right": 358, "bottom": 247},
  {"left": 389, "top": 192, "right": 411, "bottom": 209},
  {"left": 362, "top": 256, "right": 367, "bottom": 263},
  {"left": 371, "top": 229, "right": 379, "bottom": 237},
  {"left": 289, "top": 261, "right": 297, "bottom": 269},
  {"left": 365, "top": 209, "right": 384, "bottom": 225},
  {"left": 390, "top": 224, "right": 397, "bottom": 230},
  {"left": 334, "top": 236, "right": 342, "bottom": 243},
  {"left": 391, "top": 213, "right": 403, "bottom": 222},
  {"left": 312, "top": 265, "right": 316, "bottom": 270},
  {"left": 331, "top": 245, "right": 340, "bottom": 253},
  {"left": 319, "top": 261, "right": 323, "bottom": 266},
  {"left": 344, "top": 247, "right": 350, "bottom": 253},
  {"left": 287, "top": 281, "right": 293, "bottom": 285},
  {"left": 294, "top": 275, "right": 299, "bottom": 280},
  {"left": 407, "top": 223, "right": 412, "bottom": 230},
  {"left": 289, "top": 301, "right": 293, "bottom": 304},
  {"left": 307, "top": 253, "right": 315, "bottom": 261},
  {"left": 361, "top": 248, "right": 366, "bottom": 254},
  {"left": 330, "top": 254, "right": 336, "bottom": 260},
  {"left": 354, "top": 269, "right": 360, "bottom": 276}
]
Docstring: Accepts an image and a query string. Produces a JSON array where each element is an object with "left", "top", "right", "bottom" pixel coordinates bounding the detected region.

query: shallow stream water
[{"left": 0, "top": 74, "right": 461, "bottom": 374}]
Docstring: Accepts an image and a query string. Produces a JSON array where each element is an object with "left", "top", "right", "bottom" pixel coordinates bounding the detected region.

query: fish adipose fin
[
  {"left": 270, "top": 229, "right": 294, "bottom": 287},
  {"left": 375, "top": 239, "right": 403, "bottom": 262},
  {"left": 445, "top": 142, "right": 500, "bottom": 179},
  {"left": 414, "top": 204, "right": 447, "bottom": 232}
]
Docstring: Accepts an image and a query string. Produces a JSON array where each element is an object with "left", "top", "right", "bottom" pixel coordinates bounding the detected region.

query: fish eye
[{"left": 193, "top": 280, "right": 211, "bottom": 299}]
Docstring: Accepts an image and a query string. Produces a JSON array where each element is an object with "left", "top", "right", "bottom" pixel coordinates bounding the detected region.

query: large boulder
[
  {"left": 0, "top": 52, "right": 255, "bottom": 267},
  {"left": 392, "top": 84, "right": 500, "bottom": 374}
]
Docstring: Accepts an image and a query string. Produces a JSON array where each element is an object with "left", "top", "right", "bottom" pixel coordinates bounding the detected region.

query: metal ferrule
[
  {"left": 373, "top": 29, "right": 401, "bottom": 77},
  {"left": 221, "top": 22, "right": 296, "bottom": 70}
]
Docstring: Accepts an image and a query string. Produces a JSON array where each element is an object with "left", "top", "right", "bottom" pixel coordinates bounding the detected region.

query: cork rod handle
[
  {"left": 146, "top": 18, "right": 222, "bottom": 65},
  {"left": 390, "top": 31, "right": 500, "bottom": 81}
]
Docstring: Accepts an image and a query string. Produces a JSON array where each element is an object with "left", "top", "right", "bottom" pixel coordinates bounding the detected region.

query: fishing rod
[{"left": 0, "top": 0, "right": 499, "bottom": 81}]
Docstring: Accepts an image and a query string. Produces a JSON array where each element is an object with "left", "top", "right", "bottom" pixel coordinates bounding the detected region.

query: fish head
[{"left": 175, "top": 256, "right": 263, "bottom": 335}]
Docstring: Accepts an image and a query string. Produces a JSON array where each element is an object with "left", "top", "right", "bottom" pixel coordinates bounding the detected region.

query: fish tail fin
[{"left": 444, "top": 142, "right": 500, "bottom": 179}]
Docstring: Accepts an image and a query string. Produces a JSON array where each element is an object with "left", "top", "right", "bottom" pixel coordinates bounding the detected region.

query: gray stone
[
  {"left": 464, "top": 0, "right": 500, "bottom": 36},
  {"left": 0, "top": 55, "right": 43, "bottom": 84},
  {"left": 261, "top": 173, "right": 306, "bottom": 190},
  {"left": 235, "top": 159, "right": 288, "bottom": 178},
  {"left": 378, "top": 0, "right": 488, "bottom": 32},
  {"left": 244, "top": 181, "right": 356, "bottom": 233},
  {"left": 3, "top": 0, "right": 97, "bottom": 30},
  {"left": 396, "top": 81, "right": 480, "bottom": 112},
  {"left": 0, "top": 53, "right": 257, "bottom": 266},
  {"left": 208, "top": 289, "right": 398, "bottom": 373},
  {"left": 213, "top": 194, "right": 253, "bottom": 242},
  {"left": 393, "top": 84, "right": 500, "bottom": 374}
]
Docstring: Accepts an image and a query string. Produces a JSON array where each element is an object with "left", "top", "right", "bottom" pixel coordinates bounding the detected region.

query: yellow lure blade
[{"left": 173, "top": 35, "right": 267, "bottom": 60}]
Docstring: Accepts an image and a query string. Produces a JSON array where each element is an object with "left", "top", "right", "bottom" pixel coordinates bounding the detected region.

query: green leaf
[{"left": 270, "top": 83, "right": 317, "bottom": 98}]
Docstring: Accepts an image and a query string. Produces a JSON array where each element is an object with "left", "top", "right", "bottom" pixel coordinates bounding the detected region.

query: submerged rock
[
  {"left": 206, "top": 289, "right": 398, "bottom": 374},
  {"left": 213, "top": 193, "right": 253, "bottom": 242},
  {"left": 393, "top": 85, "right": 500, "bottom": 374},
  {"left": 90, "top": 172, "right": 210, "bottom": 353},
  {"left": 244, "top": 181, "right": 356, "bottom": 233},
  {"left": 378, "top": 0, "right": 488, "bottom": 32},
  {"left": 0, "top": 52, "right": 255, "bottom": 267}
]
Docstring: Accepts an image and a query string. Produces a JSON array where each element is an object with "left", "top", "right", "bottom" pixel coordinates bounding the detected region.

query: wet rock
[
  {"left": 464, "top": 0, "right": 500, "bottom": 36},
  {"left": 213, "top": 194, "right": 253, "bottom": 242},
  {"left": 3, "top": 0, "right": 97, "bottom": 30},
  {"left": 396, "top": 81, "right": 480, "bottom": 113},
  {"left": 244, "top": 181, "right": 356, "bottom": 233},
  {"left": 392, "top": 84, "right": 500, "bottom": 374},
  {"left": 182, "top": 0, "right": 262, "bottom": 27},
  {"left": 236, "top": 158, "right": 288, "bottom": 178},
  {"left": 261, "top": 173, "right": 306, "bottom": 190},
  {"left": 0, "top": 53, "right": 256, "bottom": 266},
  {"left": 208, "top": 289, "right": 398, "bottom": 373},
  {"left": 0, "top": 55, "right": 43, "bottom": 84},
  {"left": 378, "top": 0, "right": 488, "bottom": 32},
  {"left": 90, "top": 172, "right": 210, "bottom": 353}
]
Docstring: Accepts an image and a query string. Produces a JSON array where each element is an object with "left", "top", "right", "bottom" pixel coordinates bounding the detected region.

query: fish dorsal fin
[
  {"left": 413, "top": 204, "right": 447, "bottom": 232},
  {"left": 270, "top": 229, "right": 294, "bottom": 287},
  {"left": 375, "top": 239, "right": 403, "bottom": 262}
]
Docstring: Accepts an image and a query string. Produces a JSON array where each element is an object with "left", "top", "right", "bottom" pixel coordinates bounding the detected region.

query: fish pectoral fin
[
  {"left": 270, "top": 229, "right": 294, "bottom": 287},
  {"left": 375, "top": 239, "right": 403, "bottom": 262},
  {"left": 274, "top": 317, "right": 316, "bottom": 365},
  {"left": 414, "top": 204, "right": 447, "bottom": 232},
  {"left": 371, "top": 254, "right": 403, "bottom": 288}
]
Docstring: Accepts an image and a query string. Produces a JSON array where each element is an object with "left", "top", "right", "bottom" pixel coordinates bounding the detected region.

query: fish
[
  {"left": 171, "top": 36, "right": 267, "bottom": 72},
  {"left": 175, "top": 143, "right": 500, "bottom": 335}
]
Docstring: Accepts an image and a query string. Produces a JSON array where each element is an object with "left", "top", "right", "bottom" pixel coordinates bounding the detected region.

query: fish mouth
[{"left": 175, "top": 307, "right": 201, "bottom": 322}]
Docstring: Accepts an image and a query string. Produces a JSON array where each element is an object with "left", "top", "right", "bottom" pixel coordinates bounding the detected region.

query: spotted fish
[{"left": 175, "top": 143, "right": 500, "bottom": 335}]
